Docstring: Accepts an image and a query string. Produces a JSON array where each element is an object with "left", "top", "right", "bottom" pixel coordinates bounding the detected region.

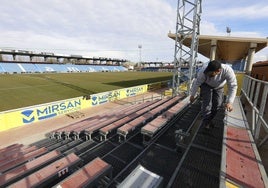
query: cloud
[
  {"left": 206, "top": 4, "right": 268, "bottom": 19},
  {"left": 200, "top": 21, "right": 219, "bottom": 35},
  {"left": 0, "top": 0, "right": 178, "bottom": 62},
  {"left": 0, "top": 0, "right": 267, "bottom": 63},
  {"left": 199, "top": 1, "right": 268, "bottom": 62},
  {"left": 255, "top": 48, "right": 268, "bottom": 62}
]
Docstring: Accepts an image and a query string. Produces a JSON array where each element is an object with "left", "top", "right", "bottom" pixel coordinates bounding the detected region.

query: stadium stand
[
  {"left": 0, "top": 64, "right": 4, "bottom": 73},
  {"left": 141, "top": 96, "right": 189, "bottom": 141},
  {"left": 0, "top": 62, "right": 22, "bottom": 73},
  {"left": 116, "top": 96, "right": 185, "bottom": 141},
  {"left": 1, "top": 94, "right": 266, "bottom": 187},
  {"left": 0, "top": 62, "right": 127, "bottom": 74},
  {"left": 72, "top": 100, "right": 158, "bottom": 140},
  {"left": 36, "top": 64, "right": 65, "bottom": 72},
  {"left": 97, "top": 98, "right": 175, "bottom": 141},
  {"left": 47, "top": 102, "right": 147, "bottom": 139},
  {"left": 83, "top": 97, "right": 181, "bottom": 141},
  {"left": 47, "top": 96, "right": 187, "bottom": 142},
  {"left": 48, "top": 102, "right": 156, "bottom": 139}
]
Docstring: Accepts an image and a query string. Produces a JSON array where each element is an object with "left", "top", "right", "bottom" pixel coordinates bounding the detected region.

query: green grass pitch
[{"left": 0, "top": 72, "right": 172, "bottom": 111}]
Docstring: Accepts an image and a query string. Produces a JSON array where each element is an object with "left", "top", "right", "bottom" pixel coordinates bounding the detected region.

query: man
[{"left": 190, "top": 60, "right": 237, "bottom": 129}]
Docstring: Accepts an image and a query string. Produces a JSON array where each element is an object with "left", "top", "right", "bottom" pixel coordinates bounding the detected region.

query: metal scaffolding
[{"left": 172, "top": 0, "right": 202, "bottom": 96}]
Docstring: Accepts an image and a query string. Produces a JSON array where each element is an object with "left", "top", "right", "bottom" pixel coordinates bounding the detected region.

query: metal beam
[{"left": 172, "top": 0, "right": 202, "bottom": 96}]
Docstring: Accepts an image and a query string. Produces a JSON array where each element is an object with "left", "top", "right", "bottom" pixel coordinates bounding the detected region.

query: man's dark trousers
[{"left": 200, "top": 83, "right": 224, "bottom": 125}]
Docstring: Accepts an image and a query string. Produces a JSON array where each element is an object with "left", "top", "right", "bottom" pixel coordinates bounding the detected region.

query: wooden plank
[
  {"left": 0, "top": 144, "right": 23, "bottom": 154},
  {"left": 55, "top": 157, "right": 112, "bottom": 188},
  {"left": 117, "top": 116, "right": 147, "bottom": 135},
  {"left": 10, "top": 153, "right": 81, "bottom": 188},
  {"left": 0, "top": 146, "right": 37, "bottom": 163},
  {"left": 0, "top": 150, "right": 61, "bottom": 187},
  {"left": 141, "top": 116, "right": 167, "bottom": 136},
  {"left": 0, "top": 147, "right": 48, "bottom": 173}
]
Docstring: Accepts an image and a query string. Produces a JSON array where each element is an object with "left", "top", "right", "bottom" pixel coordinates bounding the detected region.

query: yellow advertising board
[
  {"left": 223, "top": 72, "right": 245, "bottom": 96},
  {"left": 0, "top": 84, "right": 148, "bottom": 132},
  {"left": 90, "top": 85, "right": 148, "bottom": 106},
  {"left": 0, "top": 97, "right": 90, "bottom": 132}
]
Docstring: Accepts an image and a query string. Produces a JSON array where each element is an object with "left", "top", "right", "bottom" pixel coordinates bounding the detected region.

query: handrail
[{"left": 241, "top": 75, "right": 268, "bottom": 148}]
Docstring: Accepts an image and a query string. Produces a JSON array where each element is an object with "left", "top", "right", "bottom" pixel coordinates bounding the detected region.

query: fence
[{"left": 241, "top": 75, "right": 268, "bottom": 148}]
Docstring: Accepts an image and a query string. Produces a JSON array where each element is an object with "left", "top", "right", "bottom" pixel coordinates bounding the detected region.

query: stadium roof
[{"left": 168, "top": 34, "right": 268, "bottom": 61}]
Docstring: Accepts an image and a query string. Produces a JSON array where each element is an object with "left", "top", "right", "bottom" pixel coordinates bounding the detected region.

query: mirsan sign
[
  {"left": 21, "top": 99, "right": 82, "bottom": 124},
  {"left": 90, "top": 85, "right": 148, "bottom": 106},
  {"left": 0, "top": 84, "right": 148, "bottom": 132}
]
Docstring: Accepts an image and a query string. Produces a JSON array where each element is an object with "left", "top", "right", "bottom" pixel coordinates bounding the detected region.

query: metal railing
[{"left": 241, "top": 75, "right": 268, "bottom": 148}]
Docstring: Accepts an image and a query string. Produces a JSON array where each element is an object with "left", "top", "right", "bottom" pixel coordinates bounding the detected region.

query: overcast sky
[{"left": 0, "top": 0, "right": 267, "bottom": 62}]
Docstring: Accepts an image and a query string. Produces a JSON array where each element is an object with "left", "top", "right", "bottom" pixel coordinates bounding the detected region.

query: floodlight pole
[
  {"left": 172, "top": 0, "right": 202, "bottom": 96},
  {"left": 138, "top": 44, "right": 142, "bottom": 67}
]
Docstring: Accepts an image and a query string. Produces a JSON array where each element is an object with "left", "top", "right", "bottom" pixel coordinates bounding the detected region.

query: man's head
[{"left": 204, "top": 60, "right": 222, "bottom": 77}]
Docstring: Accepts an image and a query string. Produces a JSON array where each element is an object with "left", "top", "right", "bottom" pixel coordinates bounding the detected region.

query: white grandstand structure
[{"left": 0, "top": 49, "right": 128, "bottom": 73}]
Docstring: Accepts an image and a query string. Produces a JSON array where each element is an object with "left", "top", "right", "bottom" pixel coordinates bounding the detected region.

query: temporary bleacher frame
[
  {"left": 99, "top": 98, "right": 175, "bottom": 141},
  {"left": 47, "top": 102, "right": 141, "bottom": 139},
  {"left": 1, "top": 89, "right": 267, "bottom": 187},
  {"left": 83, "top": 100, "right": 161, "bottom": 140},
  {"left": 140, "top": 96, "right": 190, "bottom": 142},
  {"left": 117, "top": 96, "right": 186, "bottom": 141}
]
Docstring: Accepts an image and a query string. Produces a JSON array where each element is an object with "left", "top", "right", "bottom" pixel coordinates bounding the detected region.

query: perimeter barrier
[{"left": 241, "top": 75, "right": 268, "bottom": 148}]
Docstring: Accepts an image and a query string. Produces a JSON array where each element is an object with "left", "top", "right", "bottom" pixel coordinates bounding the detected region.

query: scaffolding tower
[{"left": 172, "top": 0, "right": 202, "bottom": 96}]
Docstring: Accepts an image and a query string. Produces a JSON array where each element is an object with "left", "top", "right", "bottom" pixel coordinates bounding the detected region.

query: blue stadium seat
[
  {"left": 20, "top": 63, "right": 39, "bottom": 73},
  {"left": 0, "top": 62, "right": 127, "bottom": 73},
  {"left": 0, "top": 62, "right": 22, "bottom": 73},
  {"left": 35, "top": 64, "right": 57, "bottom": 72},
  {"left": 36, "top": 64, "right": 66, "bottom": 72},
  {"left": 65, "top": 65, "right": 81, "bottom": 72},
  {"left": 117, "top": 66, "right": 127, "bottom": 71},
  {"left": 91, "top": 65, "right": 103, "bottom": 72},
  {"left": 87, "top": 65, "right": 97, "bottom": 72},
  {"left": 0, "top": 64, "right": 5, "bottom": 73}
]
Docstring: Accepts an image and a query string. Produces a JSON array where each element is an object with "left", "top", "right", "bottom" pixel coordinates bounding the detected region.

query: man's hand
[
  {"left": 190, "top": 96, "right": 195, "bottom": 103},
  {"left": 225, "top": 103, "right": 233, "bottom": 112}
]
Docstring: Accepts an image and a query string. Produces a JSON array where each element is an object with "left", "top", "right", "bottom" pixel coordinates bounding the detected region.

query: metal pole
[
  {"left": 172, "top": 0, "right": 202, "bottom": 96},
  {"left": 138, "top": 44, "right": 142, "bottom": 68},
  {"left": 255, "top": 84, "right": 268, "bottom": 140}
]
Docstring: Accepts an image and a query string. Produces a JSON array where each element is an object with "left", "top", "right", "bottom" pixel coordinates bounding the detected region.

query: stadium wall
[{"left": 0, "top": 84, "right": 148, "bottom": 132}]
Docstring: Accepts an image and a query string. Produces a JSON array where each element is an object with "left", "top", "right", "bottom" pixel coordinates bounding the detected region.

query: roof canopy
[{"left": 168, "top": 34, "right": 268, "bottom": 61}]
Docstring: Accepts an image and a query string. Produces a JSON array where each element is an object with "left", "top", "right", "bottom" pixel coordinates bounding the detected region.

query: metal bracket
[{"left": 175, "top": 129, "right": 190, "bottom": 146}]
